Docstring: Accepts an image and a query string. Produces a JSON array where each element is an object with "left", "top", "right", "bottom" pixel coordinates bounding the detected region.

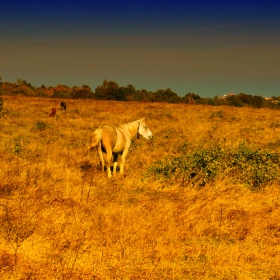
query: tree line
[{"left": 0, "top": 76, "right": 279, "bottom": 109}]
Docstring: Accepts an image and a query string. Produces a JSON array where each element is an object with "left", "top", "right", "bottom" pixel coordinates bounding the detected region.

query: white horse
[{"left": 89, "top": 118, "right": 153, "bottom": 178}]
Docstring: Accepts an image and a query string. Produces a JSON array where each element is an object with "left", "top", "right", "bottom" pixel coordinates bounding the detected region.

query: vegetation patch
[
  {"left": 5, "top": 135, "right": 30, "bottom": 156},
  {"left": 209, "top": 110, "right": 226, "bottom": 119},
  {"left": 209, "top": 110, "right": 238, "bottom": 121},
  {"left": 269, "top": 121, "right": 280, "bottom": 129},
  {"left": 35, "top": 121, "right": 49, "bottom": 130},
  {"left": 146, "top": 143, "right": 280, "bottom": 190}
]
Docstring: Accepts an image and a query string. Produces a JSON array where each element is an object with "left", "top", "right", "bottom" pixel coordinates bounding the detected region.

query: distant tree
[
  {"left": 13, "top": 80, "right": 36, "bottom": 95},
  {"left": 115, "top": 84, "right": 138, "bottom": 101},
  {"left": 212, "top": 96, "right": 223, "bottom": 106},
  {"left": 182, "top": 92, "right": 201, "bottom": 104},
  {"left": 95, "top": 79, "right": 119, "bottom": 100},
  {"left": 0, "top": 82, "right": 16, "bottom": 95},
  {"left": 52, "top": 84, "right": 72, "bottom": 98},
  {"left": 237, "top": 93, "right": 252, "bottom": 105},
  {"left": 16, "top": 78, "right": 36, "bottom": 93},
  {"left": 17, "top": 78, "right": 33, "bottom": 88},
  {"left": 139, "top": 89, "right": 151, "bottom": 102},
  {"left": 123, "top": 84, "right": 136, "bottom": 100},
  {"left": 106, "top": 80, "right": 119, "bottom": 99},
  {"left": 94, "top": 81, "right": 107, "bottom": 100},
  {"left": 0, "top": 76, "right": 3, "bottom": 95},
  {"left": 133, "top": 89, "right": 154, "bottom": 102},
  {"left": 71, "top": 85, "right": 93, "bottom": 99},
  {"left": 225, "top": 95, "right": 243, "bottom": 107},
  {"left": 115, "top": 87, "right": 128, "bottom": 101},
  {"left": 153, "top": 88, "right": 181, "bottom": 103},
  {"left": 205, "top": 98, "right": 215, "bottom": 106},
  {"left": 252, "top": 95, "right": 264, "bottom": 108},
  {"left": 17, "top": 78, "right": 23, "bottom": 86},
  {"left": 0, "top": 96, "right": 3, "bottom": 111},
  {"left": 35, "top": 84, "right": 47, "bottom": 96},
  {"left": 183, "top": 93, "right": 195, "bottom": 104},
  {"left": 191, "top": 93, "right": 201, "bottom": 101}
]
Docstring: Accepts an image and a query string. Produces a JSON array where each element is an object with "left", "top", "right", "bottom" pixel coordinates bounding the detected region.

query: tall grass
[{"left": 1, "top": 95, "right": 280, "bottom": 279}]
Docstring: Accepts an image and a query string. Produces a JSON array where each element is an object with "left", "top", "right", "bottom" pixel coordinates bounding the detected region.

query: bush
[
  {"left": 146, "top": 143, "right": 280, "bottom": 190},
  {"left": 35, "top": 121, "right": 49, "bottom": 130},
  {"left": 0, "top": 96, "right": 3, "bottom": 111},
  {"left": 5, "top": 135, "right": 30, "bottom": 156}
]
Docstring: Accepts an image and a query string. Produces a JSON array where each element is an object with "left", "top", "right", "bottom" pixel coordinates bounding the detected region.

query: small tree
[
  {"left": 153, "top": 88, "right": 181, "bottom": 103},
  {"left": 183, "top": 92, "right": 201, "bottom": 104},
  {"left": 95, "top": 79, "right": 119, "bottom": 100},
  {"left": 0, "top": 96, "right": 3, "bottom": 112},
  {"left": 71, "top": 85, "right": 93, "bottom": 99}
]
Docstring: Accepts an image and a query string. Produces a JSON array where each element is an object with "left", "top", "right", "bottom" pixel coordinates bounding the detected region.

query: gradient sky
[{"left": 1, "top": 0, "right": 280, "bottom": 97}]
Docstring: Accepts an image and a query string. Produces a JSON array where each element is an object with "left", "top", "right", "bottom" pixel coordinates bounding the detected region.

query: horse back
[{"left": 112, "top": 126, "right": 131, "bottom": 153}]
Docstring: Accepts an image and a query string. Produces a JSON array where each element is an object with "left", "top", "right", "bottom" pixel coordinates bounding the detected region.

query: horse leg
[
  {"left": 119, "top": 148, "right": 129, "bottom": 175},
  {"left": 106, "top": 149, "right": 113, "bottom": 178},
  {"left": 97, "top": 144, "right": 105, "bottom": 172},
  {"left": 113, "top": 154, "right": 118, "bottom": 175}
]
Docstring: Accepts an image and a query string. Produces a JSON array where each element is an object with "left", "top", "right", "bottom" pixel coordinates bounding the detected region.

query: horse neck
[{"left": 124, "top": 120, "right": 139, "bottom": 138}]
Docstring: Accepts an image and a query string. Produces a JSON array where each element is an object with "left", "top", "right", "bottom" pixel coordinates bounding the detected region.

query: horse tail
[{"left": 89, "top": 128, "right": 102, "bottom": 150}]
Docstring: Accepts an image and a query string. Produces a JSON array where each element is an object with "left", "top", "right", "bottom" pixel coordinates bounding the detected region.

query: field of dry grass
[{"left": 1, "top": 95, "right": 280, "bottom": 279}]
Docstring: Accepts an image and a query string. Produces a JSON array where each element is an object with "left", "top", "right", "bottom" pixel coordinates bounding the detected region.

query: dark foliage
[
  {"left": 0, "top": 76, "right": 280, "bottom": 109},
  {"left": 0, "top": 96, "right": 3, "bottom": 111}
]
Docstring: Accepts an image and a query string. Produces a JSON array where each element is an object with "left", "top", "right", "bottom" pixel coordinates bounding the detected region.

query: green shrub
[
  {"left": 36, "top": 121, "right": 49, "bottom": 130},
  {"left": 146, "top": 143, "right": 280, "bottom": 190},
  {"left": 209, "top": 110, "right": 225, "bottom": 119},
  {"left": 5, "top": 135, "right": 30, "bottom": 156},
  {"left": 230, "top": 144, "right": 279, "bottom": 188}
]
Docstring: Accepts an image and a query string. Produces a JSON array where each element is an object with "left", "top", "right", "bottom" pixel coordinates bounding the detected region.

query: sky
[{"left": 1, "top": 0, "right": 280, "bottom": 98}]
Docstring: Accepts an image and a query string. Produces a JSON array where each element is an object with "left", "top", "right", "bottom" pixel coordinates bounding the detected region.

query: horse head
[{"left": 138, "top": 118, "right": 153, "bottom": 140}]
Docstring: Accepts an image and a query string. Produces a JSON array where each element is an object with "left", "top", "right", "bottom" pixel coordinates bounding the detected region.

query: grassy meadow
[{"left": 1, "top": 95, "right": 280, "bottom": 279}]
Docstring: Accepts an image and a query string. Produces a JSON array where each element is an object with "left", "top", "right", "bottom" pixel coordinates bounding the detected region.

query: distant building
[
  {"left": 265, "top": 97, "right": 279, "bottom": 104},
  {"left": 220, "top": 92, "right": 235, "bottom": 100}
]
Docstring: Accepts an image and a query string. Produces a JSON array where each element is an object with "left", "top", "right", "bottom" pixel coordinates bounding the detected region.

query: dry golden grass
[{"left": 1, "top": 95, "right": 280, "bottom": 279}]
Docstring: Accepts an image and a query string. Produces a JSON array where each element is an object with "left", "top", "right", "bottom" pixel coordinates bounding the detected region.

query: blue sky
[{"left": 1, "top": 0, "right": 280, "bottom": 97}]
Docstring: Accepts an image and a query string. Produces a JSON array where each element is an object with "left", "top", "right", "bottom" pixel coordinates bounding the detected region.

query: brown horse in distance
[{"left": 50, "top": 108, "right": 56, "bottom": 117}]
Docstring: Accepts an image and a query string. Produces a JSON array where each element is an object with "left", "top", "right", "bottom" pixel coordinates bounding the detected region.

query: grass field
[{"left": 1, "top": 95, "right": 280, "bottom": 279}]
